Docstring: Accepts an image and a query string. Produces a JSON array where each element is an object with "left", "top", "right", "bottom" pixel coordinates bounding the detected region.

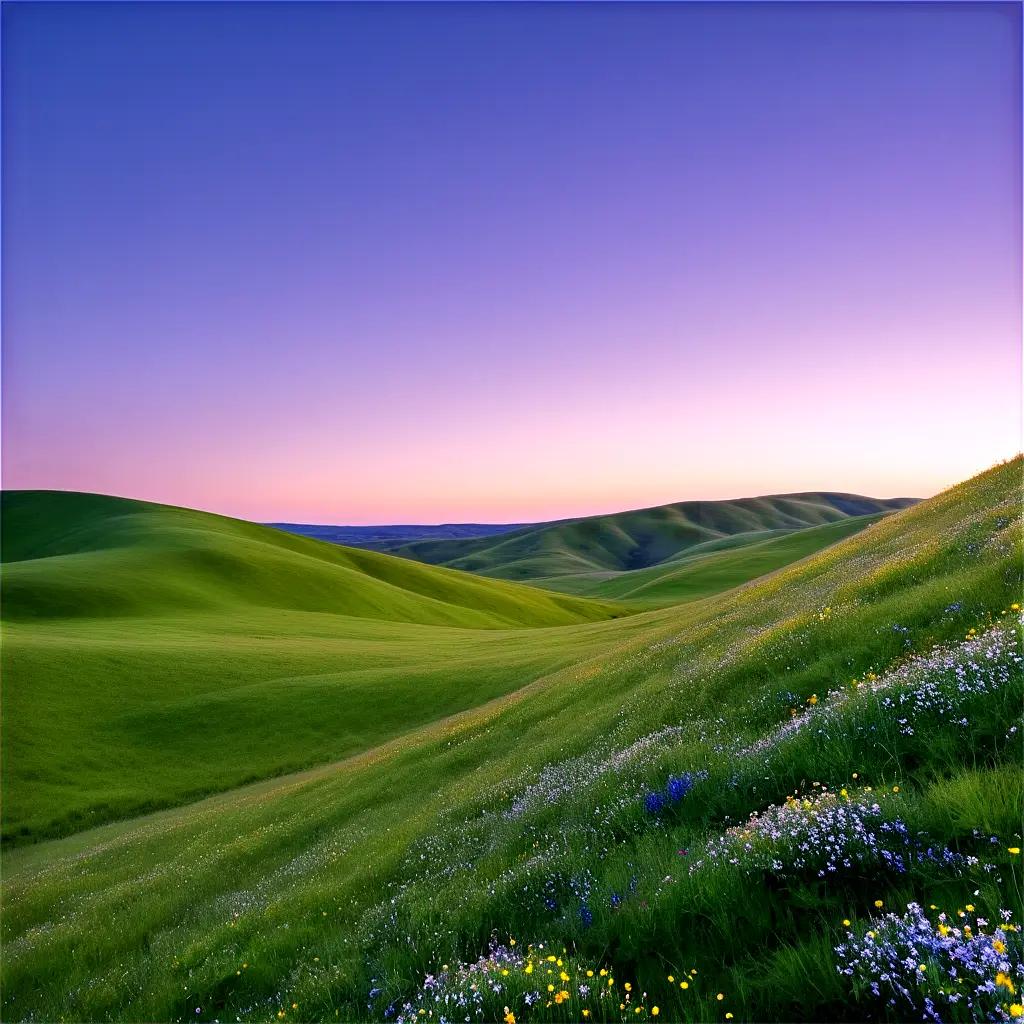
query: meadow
[{"left": 1, "top": 459, "right": 1021, "bottom": 1023}]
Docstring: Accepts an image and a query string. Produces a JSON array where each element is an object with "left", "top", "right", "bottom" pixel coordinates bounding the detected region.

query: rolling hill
[
  {"left": 0, "top": 491, "right": 633, "bottom": 842},
  {"left": 1, "top": 459, "right": 1018, "bottom": 1024},
  {"left": 1, "top": 491, "right": 621, "bottom": 628},
  {"left": 390, "top": 491, "right": 917, "bottom": 584}
]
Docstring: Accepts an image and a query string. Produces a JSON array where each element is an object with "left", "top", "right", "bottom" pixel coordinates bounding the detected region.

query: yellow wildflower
[
  {"left": 996, "top": 972, "right": 1016, "bottom": 994},
  {"left": 874, "top": 900, "right": 884, "bottom": 909},
  {"left": 1009, "top": 1005, "right": 1022, "bottom": 1019},
  {"left": 1010, "top": 847, "right": 1021, "bottom": 855},
  {"left": 504, "top": 1011, "right": 515, "bottom": 1024},
  {"left": 652, "top": 1009, "right": 660, "bottom": 1017}
]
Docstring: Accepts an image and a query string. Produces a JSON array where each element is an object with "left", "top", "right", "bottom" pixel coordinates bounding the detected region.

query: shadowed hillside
[{"left": 392, "top": 491, "right": 917, "bottom": 581}]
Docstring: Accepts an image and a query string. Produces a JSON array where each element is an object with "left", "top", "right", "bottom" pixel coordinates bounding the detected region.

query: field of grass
[
  {"left": 391, "top": 492, "right": 916, "bottom": 584},
  {"left": 533, "top": 514, "right": 887, "bottom": 605},
  {"left": 0, "top": 491, "right": 642, "bottom": 843},
  {"left": 2, "top": 459, "right": 1020, "bottom": 1024}
]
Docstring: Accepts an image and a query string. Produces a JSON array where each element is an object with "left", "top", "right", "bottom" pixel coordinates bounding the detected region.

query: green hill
[
  {"left": 1, "top": 459, "right": 1019, "bottom": 1024},
  {"left": 0, "top": 491, "right": 635, "bottom": 842},
  {"left": 1, "top": 491, "right": 623, "bottom": 628},
  {"left": 391, "top": 491, "right": 917, "bottom": 584}
]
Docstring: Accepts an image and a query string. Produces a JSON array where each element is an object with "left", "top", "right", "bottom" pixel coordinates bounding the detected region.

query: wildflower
[
  {"left": 726, "top": 1015, "right": 734, "bottom": 1021},
  {"left": 874, "top": 900, "right": 884, "bottom": 909},
  {"left": 524, "top": 964, "right": 533, "bottom": 975},
  {"left": 1011, "top": 603, "right": 1020, "bottom": 611},
  {"left": 717, "top": 993, "right": 724, "bottom": 1001},
  {"left": 842, "top": 919, "right": 851, "bottom": 927},
  {"left": 997, "top": 972, "right": 1017, "bottom": 995},
  {"left": 667, "top": 976, "right": 674, "bottom": 983},
  {"left": 624, "top": 983, "right": 632, "bottom": 992},
  {"left": 995, "top": 940, "right": 1008, "bottom": 954},
  {"left": 560, "top": 972, "right": 570, "bottom": 982},
  {"left": 1010, "top": 847, "right": 1021, "bottom": 855},
  {"left": 587, "top": 970, "right": 594, "bottom": 978},
  {"left": 645, "top": 792, "right": 666, "bottom": 815},
  {"left": 582, "top": 1012, "right": 591, "bottom": 1019},
  {"left": 652, "top": 1008, "right": 660, "bottom": 1017},
  {"left": 504, "top": 1011, "right": 515, "bottom": 1024},
  {"left": 680, "top": 982, "right": 689, "bottom": 990},
  {"left": 1009, "top": 1005, "right": 1023, "bottom": 1018}
]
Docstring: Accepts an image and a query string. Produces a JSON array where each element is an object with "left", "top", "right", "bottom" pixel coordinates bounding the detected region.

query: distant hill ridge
[
  {"left": 267, "top": 521, "right": 529, "bottom": 550},
  {"left": 386, "top": 491, "right": 919, "bottom": 581}
]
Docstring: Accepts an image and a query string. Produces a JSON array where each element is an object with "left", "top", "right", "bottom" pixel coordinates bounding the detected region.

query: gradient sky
[{"left": 3, "top": 2, "right": 1020, "bottom": 524}]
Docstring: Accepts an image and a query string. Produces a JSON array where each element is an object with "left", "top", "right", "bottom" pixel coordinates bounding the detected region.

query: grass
[
  {"left": 532, "top": 514, "right": 886, "bottom": 605},
  {"left": 1, "top": 458, "right": 1020, "bottom": 1024},
  {"left": 391, "top": 492, "right": 916, "bottom": 584},
  {"left": 1, "top": 491, "right": 641, "bottom": 843}
]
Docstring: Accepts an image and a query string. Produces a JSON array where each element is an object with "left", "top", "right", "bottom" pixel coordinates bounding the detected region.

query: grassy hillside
[
  {"left": 2, "top": 491, "right": 622, "bottom": 628},
  {"left": 392, "top": 492, "right": 916, "bottom": 583},
  {"left": 1, "top": 491, "right": 635, "bottom": 842},
  {"left": 2, "top": 459, "right": 1019, "bottom": 1024},
  {"left": 535, "top": 514, "right": 887, "bottom": 605}
]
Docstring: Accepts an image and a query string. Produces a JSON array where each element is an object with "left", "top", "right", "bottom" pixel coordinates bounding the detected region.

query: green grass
[
  {"left": 1, "top": 491, "right": 642, "bottom": 843},
  {"left": 1, "top": 491, "right": 626, "bottom": 628},
  {"left": 392, "top": 491, "right": 916, "bottom": 584},
  {"left": 1, "top": 459, "right": 1020, "bottom": 1024},
  {"left": 532, "top": 514, "right": 886, "bottom": 604}
]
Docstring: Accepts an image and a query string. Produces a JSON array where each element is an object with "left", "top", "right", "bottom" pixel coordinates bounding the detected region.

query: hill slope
[
  {"left": 535, "top": 512, "right": 888, "bottom": 604},
  {"left": 1, "top": 491, "right": 621, "bottom": 629},
  {"left": 1, "top": 491, "right": 633, "bottom": 842},
  {"left": 392, "top": 491, "right": 917, "bottom": 582},
  {"left": 2, "top": 459, "right": 1019, "bottom": 1024}
]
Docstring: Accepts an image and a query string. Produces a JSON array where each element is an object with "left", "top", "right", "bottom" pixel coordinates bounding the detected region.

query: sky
[{"left": 2, "top": 2, "right": 1021, "bottom": 525}]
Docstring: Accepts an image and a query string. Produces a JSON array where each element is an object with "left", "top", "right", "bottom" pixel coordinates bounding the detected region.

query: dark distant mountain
[{"left": 266, "top": 521, "right": 530, "bottom": 551}]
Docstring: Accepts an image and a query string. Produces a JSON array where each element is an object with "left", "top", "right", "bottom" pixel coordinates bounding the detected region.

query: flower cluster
[
  {"left": 688, "top": 789, "right": 970, "bottom": 880},
  {"left": 391, "top": 941, "right": 665, "bottom": 1024},
  {"left": 644, "top": 772, "right": 699, "bottom": 815},
  {"left": 836, "top": 901, "right": 1024, "bottom": 1022}
]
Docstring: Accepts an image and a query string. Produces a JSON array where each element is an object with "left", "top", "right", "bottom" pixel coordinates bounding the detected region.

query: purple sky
[{"left": 3, "top": 2, "right": 1020, "bottom": 524}]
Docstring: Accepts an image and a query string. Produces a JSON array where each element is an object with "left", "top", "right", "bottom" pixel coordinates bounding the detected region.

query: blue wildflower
[
  {"left": 644, "top": 791, "right": 665, "bottom": 814},
  {"left": 667, "top": 773, "right": 695, "bottom": 802}
]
